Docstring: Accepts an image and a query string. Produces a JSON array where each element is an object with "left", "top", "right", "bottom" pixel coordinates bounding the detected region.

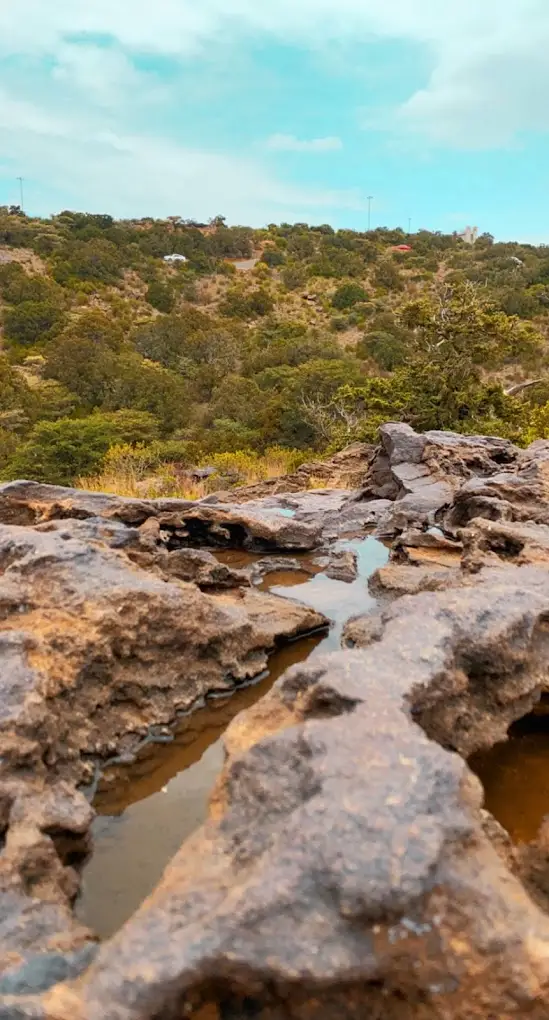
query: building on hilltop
[{"left": 458, "top": 225, "right": 479, "bottom": 245}]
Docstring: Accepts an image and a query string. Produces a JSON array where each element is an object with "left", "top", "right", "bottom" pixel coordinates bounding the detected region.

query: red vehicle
[{"left": 393, "top": 244, "right": 412, "bottom": 252}]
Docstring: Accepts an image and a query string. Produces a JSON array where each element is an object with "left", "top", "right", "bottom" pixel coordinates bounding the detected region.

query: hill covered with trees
[{"left": 1, "top": 206, "right": 549, "bottom": 495}]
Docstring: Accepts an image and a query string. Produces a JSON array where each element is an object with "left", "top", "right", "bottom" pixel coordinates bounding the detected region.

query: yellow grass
[{"left": 79, "top": 445, "right": 309, "bottom": 501}]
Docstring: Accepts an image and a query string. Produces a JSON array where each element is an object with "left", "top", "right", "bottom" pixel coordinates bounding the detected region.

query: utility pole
[
  {"left": 367, "top": 196, "right": 373, "bottom": 232},
  {"left": 408, "top": 217, "right": 412, "bottom": 234},
  {"left": 17, "top": 177, "right": 24, "bottom": 213}
]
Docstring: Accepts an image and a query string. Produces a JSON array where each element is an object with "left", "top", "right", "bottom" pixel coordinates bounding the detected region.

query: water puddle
[
  {"left": 76, "top": 536, "right": 388, "bottom": 938},
  {"left": 470, "top": 707, "right": 549, "bottom": 844}
]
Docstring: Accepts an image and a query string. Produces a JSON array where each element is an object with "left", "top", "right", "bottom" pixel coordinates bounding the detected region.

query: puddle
[
  {"left": 470, "top": 709, "right": 549, "bottom": 844},
  {"left": 267, "top": 537, "right": 389, "bottom": 649},
  {"left": 76, "top": 536, "right": 388, "bottom": 938}
]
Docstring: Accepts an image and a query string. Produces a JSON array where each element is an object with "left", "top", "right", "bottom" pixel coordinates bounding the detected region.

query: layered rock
[
  {"left": 0, "top": 517, "right": 327, "bottom": 987},
  {"left": 4, "top": 425, "right": 549, "bottom": 1019},
  {"left": 0, "top": 482, "right": 321, "bottom": 551},
  {"left": 28, "top": 565, "right": 549, "bottom": 1020}
]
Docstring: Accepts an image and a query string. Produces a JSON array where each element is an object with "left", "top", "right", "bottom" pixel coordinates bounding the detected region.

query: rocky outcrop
[
  {"left": 352, "top": 423, "right": 522, "bottom": 536},
  {"left": 0, "top": 482, "right": 321, "bottom": 551},
  {"left": 0, "top": 517, "right": 327, "bottom": 984},
  {"left": 5, "top": 424, "right": 549, "bottom": 1019},
  {"left": 29, "top": 565, "right": 549, "bottom": 1020},
  {"left": 212, "top": 443, "right": 373, "bottom": 503}
]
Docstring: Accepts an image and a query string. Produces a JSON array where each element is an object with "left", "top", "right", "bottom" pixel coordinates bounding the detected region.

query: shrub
[
  {"left": 6, "top": 410, "right": 161, "bottom": 485},
  {"left": 3, "top": 301, "right": 66, "bottom": 346},
  {"left": 146, "top": 280, "right": 176, "bottom": 313},
  {"left": 261, "top": 250, "right": 285, "bottom": 268},
  {"left": 331, "top": 283, "right": 369, "bottom": 310}
]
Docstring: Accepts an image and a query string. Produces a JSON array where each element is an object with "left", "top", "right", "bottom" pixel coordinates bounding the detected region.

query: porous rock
[
  {"left": 0, "top": 482, "right": 322, "bottom": 552},
  {"left": 34, "top": 564, "right": 549, "bottom": 1020},
  {"left": 0, "top": 519, "right": 327, "bottom": 980}
]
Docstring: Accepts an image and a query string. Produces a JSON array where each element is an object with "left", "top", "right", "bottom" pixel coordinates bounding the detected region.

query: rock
[
  {"left": 445, "top": 469, "right": 549, "bottom": 531},
  {"left": 0, "top": 520, "right": 327, "bottom": 972},
  {"left": 0, "top": 481, "right": 156, "bottom": 527},
  {"left": 42, "top": 566, "right": 549, "bottom": 1019},
  {"left": 0, "top": 483, "right": 322, "bottom": 552},
  {"left": 322, "top": 549, "right": 358, "bottom": 583},
  {"left": 341, "top": 614, "right": 384, "bottom": 648},
  {"left": 221, "top": 445, "right": 374, "bottom": 503},
  {"left": 251, "top": 557, "right": 317, "bottom": 583},
  {"left": 0, "top": 522, "right": 327, "bottom": 782},
  {"left": 157, "top": 547, "right": 251, "bottom": 590},
  {"left": 354, "top": 424, "right": 521, "bottom": 538},
  {"left": 319, "top": 499, "right": 392, "bottom": 542},
  {"left": 369, "top": 563, "right": 462, "bottom": 596},
  {"left": 461, "top": 518, "right": 549, "bottom": 573},
  {"left": 396, "top": 527, "right": 463, "bottom": 554}
]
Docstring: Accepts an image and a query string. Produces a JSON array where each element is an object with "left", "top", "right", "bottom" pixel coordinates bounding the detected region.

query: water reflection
[{"left": 76, "top": 536, "right": 388, "bottom": 938}]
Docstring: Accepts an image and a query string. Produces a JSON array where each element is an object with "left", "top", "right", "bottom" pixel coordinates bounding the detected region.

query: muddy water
[
  {"left": 471, "top": 710, "right": 549, "bottom": 845},
  {"left": 76, "top": 536, "right": 388, "bottom": 938}
]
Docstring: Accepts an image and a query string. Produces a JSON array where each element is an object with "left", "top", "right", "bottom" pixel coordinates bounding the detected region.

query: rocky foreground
[{"left": 3, "top": 425, "right": 549, "bottom": 1017}]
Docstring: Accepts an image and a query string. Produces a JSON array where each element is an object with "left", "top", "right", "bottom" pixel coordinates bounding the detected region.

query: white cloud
[
  {"left": 1, "top": 0, "right": 548, "bottom": 228},
  {"left": 0, "top": 90, "right": 362, "bottom": 222},
  {"left": 266, "top": 134, "right": 343, "bottom": 153}
]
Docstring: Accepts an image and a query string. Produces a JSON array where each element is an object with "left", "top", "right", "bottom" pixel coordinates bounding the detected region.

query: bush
[
  {"left": 146, "top": 280, "right": 176, "bottom": 313},
  {"left": 261, "top": 250, "right": 285, "bottom": 268},
  {"left": 281, "top": 264, "right": 306, "bottom": 291},
  {"left": 357, "top": 330, "right": 408, "bottom": 370},
  {"left": 331, "top": 283, "right": 369, "bottom": 310},
  {"left": 6, "top": 410, "right": 161, "bottom": 485},
  {"left": 3, "top": 301, "right": 66, "bottom": 346}
]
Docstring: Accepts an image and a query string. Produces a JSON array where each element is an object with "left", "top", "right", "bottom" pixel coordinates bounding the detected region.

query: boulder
[
  {"left": 461, "top": 518, "right": 549, "bottom": 573},
  {"left": 353, "top": 424, "right": 521, "bottom": 537},
  {"left": 322, "top": 549, "right": 358, "bottom": 583},
  {"left": 369, "top": 562, "right": 462, "bottom": 596}
]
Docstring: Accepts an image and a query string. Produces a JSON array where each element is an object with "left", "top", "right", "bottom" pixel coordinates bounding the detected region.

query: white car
[{"left": 163, "top": 253, "right": 188, "bottom": 263}]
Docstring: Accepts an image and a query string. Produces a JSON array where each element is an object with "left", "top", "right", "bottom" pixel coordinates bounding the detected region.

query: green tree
[{"left": 6, "top": 411, "right": 155, "bottom": 486}]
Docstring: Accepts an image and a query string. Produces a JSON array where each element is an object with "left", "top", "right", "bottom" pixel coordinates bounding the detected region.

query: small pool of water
[
  {"left": 470, "top": 710, "right": 549, "bottom": 844},
  {"left": 76, "top": 536, "right": 388, "bottom": 938}
]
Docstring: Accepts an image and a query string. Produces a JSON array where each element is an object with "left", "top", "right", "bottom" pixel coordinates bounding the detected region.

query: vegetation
[{"left": 1, "top": 206, "right": 549, "bottom": 494}]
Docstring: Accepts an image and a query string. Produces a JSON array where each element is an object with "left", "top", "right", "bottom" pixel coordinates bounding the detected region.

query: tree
[{"left": 357, "top": 330, "right": 408, "bottom": 371}]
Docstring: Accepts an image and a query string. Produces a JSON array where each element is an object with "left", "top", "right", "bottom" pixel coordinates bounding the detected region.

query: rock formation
[{"left": 4, "top": 424, "right": 549, "bottom": 1018}]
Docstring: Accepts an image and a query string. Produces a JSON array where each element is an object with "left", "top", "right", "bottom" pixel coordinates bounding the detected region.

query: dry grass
[{"left": 79, "top": 445, "right": 309, "bottom": 501}]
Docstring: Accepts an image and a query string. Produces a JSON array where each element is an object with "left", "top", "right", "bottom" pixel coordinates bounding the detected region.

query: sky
[{"left": 2, "top": 1, "right": 549, "bottom": 240}]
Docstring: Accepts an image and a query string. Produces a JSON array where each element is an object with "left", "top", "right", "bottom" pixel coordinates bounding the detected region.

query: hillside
[{"left": 1, "top": 206, "right": 549, "bottom": 494}]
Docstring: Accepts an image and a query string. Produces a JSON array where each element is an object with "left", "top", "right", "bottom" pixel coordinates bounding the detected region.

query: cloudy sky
[{"left": 1, "top": 0, "right": 549, "bottom": 238}]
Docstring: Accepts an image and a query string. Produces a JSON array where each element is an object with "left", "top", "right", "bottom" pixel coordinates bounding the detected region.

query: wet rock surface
[{"left": 4, "top": 425, "right": 549, "bottom": 1018}]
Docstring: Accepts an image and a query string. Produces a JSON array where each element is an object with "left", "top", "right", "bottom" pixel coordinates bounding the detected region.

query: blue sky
[{"left": 2, "top": 1, "right": 549, "bottom": 240}]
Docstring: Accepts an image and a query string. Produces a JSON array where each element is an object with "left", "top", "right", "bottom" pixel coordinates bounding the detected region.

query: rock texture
[
  {"left": 0, "top": 515, "right": 327, "bottom": 988},
  {"left": 0, "top": 482, "right": 321, "bottom": 551},
  {"left": 31, "top": 565, "right": 549, "bottom": 1020},
  {"left": 5, "top": 425, "right": 549, "bottom": 1019}
]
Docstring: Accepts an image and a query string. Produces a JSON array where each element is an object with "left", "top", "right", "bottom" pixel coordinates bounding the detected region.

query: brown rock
[
  {"left": 323, "top": 549, "right": 358, "bottom": 583},
  {"left": 0, "top": 483, "right": 322, "bottom": 551},
  {"left": 25, "top": 564, "right": 549, "bottom": 1020},
  {"left": 461, "top": 518, "right": 549, "bottom": 573},
  {"left": 369, "top": 563, "right": 462, "bottom": 596},
  {"left": 0, "top": 519, "right": 327, "bottom": 977}
]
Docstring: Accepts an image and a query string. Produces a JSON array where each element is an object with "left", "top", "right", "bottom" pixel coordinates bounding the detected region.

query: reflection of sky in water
[
  {"left": 77, "top": 536, "right": 388, "bottom": 939},
  {"left": 270, "top": 536, "right": 389, "bottom": 651}
]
